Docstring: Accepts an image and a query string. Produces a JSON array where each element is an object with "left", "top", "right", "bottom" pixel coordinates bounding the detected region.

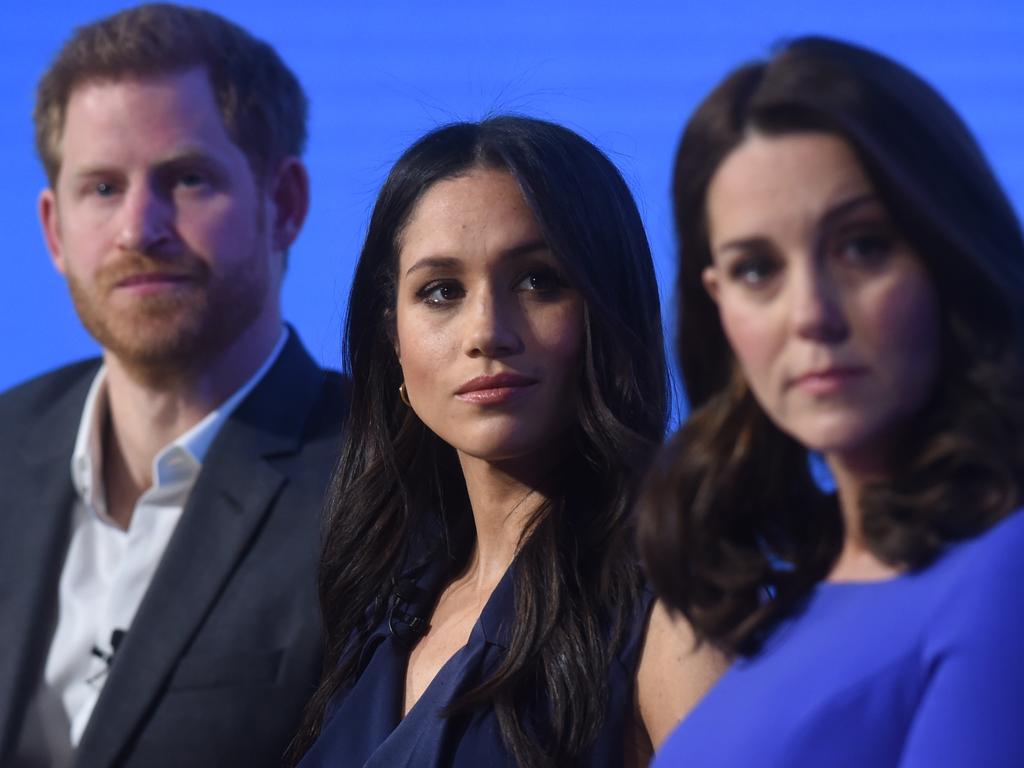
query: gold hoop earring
[{"left": 398, "top": 382, "right": 411, "bottom": 406}]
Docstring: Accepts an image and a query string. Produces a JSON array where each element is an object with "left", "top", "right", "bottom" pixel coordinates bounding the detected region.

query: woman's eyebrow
[
  {"left": 404, "top": 256, "right": 461, "bottom": 277},
  {"left": 715, "top": 235, "right": 773, "bottom": 258},
  {"left": 500, "top": 239, "right": 549, "bottom": 260},
  {"left": 404, "top": 240, "right": 551, "bottom": 278},
  {"left": 714, "top": 193, "right": 882, "bottom": 256},
  {"left": 819, "top": 193, "right": 881, "bottom": 229}
]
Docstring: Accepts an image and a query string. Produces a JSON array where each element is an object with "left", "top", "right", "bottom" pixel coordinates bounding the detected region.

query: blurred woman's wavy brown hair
[{"left": 638, "top": 36, "right": 1024, "bottom": 656}]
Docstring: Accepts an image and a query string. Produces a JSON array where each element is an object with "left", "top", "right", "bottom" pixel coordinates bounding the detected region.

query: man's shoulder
[
  {"left": 310, "top": 368, "right": 351, "bottom": 428},
  {"left": 0, "top": 358, "right": 100, "bottom": 423},
  {"left": 243, "top": 331, "right": 350, "bottom": 440}
]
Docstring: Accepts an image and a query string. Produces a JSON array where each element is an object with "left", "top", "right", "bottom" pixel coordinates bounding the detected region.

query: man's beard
[{"left": 67, "top": 246, "right": 271, "bottom": 378}]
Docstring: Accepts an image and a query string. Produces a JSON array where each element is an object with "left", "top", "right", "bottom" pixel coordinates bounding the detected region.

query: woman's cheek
[{"left": 720, "top": 301, "right": 781, "bottom": 386}]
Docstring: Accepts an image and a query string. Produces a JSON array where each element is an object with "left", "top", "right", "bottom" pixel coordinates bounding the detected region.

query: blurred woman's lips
[{"left": 788, "top": 366, "right": 868, "bottom": 395}]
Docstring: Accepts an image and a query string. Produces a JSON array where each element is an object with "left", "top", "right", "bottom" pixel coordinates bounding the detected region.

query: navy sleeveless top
[{"left": 299, "top": 545, "right": 654, "bottom": 767}]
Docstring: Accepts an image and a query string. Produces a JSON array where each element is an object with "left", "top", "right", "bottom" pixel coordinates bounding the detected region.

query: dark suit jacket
[{"left": 0, "top": 332, "right": 348, "bottom": 768}]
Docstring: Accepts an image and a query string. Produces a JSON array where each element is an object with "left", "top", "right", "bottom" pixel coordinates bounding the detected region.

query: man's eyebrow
[
  {"left": 66, "top": 163, "right": 120, "bottom": 181},
  {"left": 154, "top": 150, "right": 229, "bottom": 175},
  {"left": 67, "top": 149, "right": 225, "bottom": 179}
]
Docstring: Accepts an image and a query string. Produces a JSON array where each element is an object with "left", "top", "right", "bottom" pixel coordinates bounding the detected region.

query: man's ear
[
  {"left": 701, "top": 265, "right": 721, "bottom": 304},
  {"left": 39, "top": 188, "right": 68, "bottom": 275},
  {"left": 268, "top": 156, "right": 310, "bottom": 253}
]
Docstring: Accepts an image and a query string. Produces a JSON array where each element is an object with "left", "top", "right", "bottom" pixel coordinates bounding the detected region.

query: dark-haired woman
[
  {"left": 290, "top": 116, "right": 723, "bottom": 768},
  {"left": 640, "top": 37, "right": 1024, "bottom": 767}
]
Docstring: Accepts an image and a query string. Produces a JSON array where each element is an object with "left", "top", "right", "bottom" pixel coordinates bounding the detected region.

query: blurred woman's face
[
  {"left": 702, "top": 132, "right": 940, "bottom": 468},
  {"left": 394, "top": 167, "right": 584, "bottom": 470}
]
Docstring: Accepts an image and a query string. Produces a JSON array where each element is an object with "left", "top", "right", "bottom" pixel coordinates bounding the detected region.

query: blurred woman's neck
[{"left": 826, "top": 450, "right": 902, "bottom": 583}]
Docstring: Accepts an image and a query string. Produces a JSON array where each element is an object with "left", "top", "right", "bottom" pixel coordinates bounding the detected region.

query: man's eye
[
  {"left": 94, "top": 181, "right": 117, "bottom": 197},
  {"left": 178, "top": 172, "right": 207, "bottom": 188}
]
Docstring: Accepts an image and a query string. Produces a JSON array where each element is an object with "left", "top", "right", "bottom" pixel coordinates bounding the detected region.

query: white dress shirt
[{"left": 14, "top": 329, "right": 287, "bottom": 768}]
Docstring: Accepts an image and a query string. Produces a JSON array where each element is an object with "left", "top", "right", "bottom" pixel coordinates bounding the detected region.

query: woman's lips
[
  {"left": 455, "top": 373, "right": 538, "bottom": 404},
  {"left": 789, "top": 366, "right": 867, "bottom": 395}
]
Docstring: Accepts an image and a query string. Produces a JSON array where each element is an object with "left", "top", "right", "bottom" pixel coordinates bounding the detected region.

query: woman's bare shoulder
[{"left": 635, "top": 599, "right": 729, "bottom": 749}]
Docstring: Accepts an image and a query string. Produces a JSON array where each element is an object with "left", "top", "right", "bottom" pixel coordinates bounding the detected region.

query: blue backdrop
[{"left": 4, "top": 0, "right": 1023, "bottom": 423}]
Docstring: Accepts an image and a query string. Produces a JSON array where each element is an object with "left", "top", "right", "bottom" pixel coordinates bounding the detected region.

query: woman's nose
[
  {"left": 462, "top": 290, "right": 523, "bottom": 358},
  {"left": 790, "top": 264, "right": 849, "bottom": 343}
]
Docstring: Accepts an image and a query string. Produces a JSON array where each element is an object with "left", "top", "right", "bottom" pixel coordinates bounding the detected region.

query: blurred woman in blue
[{"left": 640, "top": 36, "right": 1024, "bottom": 767}]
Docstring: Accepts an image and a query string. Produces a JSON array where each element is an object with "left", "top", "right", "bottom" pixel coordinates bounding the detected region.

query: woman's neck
[
  {"left": 825, "top": 451, "right": 902, "bottom": 583},
  {"left": 455, "top": 452, "right": 554, "bottom": 590}
]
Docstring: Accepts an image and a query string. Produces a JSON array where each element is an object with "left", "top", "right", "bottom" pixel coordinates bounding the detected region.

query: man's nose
[{"left": 114, "top": 183, "right": 173, "bottom": 253}]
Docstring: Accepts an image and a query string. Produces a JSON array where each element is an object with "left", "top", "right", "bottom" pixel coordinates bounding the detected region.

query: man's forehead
[
  {"left": 48, "top": 69, "right": 262, "bottom": 197},
  {"left": 59, "top": 68, "right": 235, "bottom": 162},
  {"left": 65, "top": 66, "right": 216, "bottom": 115}
]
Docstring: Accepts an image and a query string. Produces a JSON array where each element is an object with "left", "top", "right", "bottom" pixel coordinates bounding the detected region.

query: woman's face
[
  {"left": 394, "top": 167, "right": 584, "bottom": 468},
  {"left": 702, "top": 131, "right": 941, "bottom": 467}
]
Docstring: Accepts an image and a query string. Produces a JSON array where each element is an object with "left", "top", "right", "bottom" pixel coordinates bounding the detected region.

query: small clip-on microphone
[
  {"left": 87, "top": 629, "right": 127, "bottom": 684},
  {"left": 388, "top": 579, "right": 429, "bottom": 645}
]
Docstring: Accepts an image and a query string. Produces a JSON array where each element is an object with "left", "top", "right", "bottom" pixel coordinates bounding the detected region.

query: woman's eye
[
  {"left": 728, "top": 254, "right": 779, "bottom": 287},
  {"left": 838, "top": 231, "right": 893, "bottom": 267},
  {"left": 418, "top": 281, "right": 464, "bottom": 306},
  {"left": 514, "top": 270, "right": 565, "bottom": 295}
]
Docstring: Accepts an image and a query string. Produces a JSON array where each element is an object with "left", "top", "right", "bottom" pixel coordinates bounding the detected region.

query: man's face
[{"left": 40, "top": 67, "right": 289, "bottom": 373}]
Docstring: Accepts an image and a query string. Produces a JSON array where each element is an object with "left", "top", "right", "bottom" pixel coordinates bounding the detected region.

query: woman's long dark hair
[
  {"left": 638, "top": 36, "right": 1024, "bottom": 656},
  {"left": 291, "top": 116, "right": 668, "bottom": 766}
]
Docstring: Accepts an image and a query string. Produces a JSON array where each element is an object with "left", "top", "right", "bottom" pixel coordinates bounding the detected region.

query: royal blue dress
[
  {"left": 299, "top": 542, "right": 653, "bottom": 768},
  {"left": 654, "top": 509, "right": 1024, "bottom": 768}
]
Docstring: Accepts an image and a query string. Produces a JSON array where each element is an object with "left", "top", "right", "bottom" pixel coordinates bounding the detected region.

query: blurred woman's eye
[
  {"left": 728, "top": 252, "right": 781, "bottom": 287},
  {"left": 824, "top": 210, "right": 901, "bottom": 269},
  {"left": 417, "top": 280, "right": 465, "bottom": 307},
  {"left": 836, "top": 229, "right": 895, "bottom": 268}
]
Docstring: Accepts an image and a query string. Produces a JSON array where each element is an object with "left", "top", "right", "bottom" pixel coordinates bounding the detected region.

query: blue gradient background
[{"left": 4, "top": 0, "right": 1023, "bottom": 422}]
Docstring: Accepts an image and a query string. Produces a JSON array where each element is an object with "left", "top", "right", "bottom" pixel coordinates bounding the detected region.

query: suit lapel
[
  {"left": 0, "top": 369, "right": 92, "bottom": 759},
  {"left": 75, "top": 333, "right": 326, "bottom": 767}
]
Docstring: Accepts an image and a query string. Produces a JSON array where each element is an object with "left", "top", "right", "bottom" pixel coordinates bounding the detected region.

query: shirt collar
[
  {"left": 173, "top": 327, "right": 289, "bottom": 465},
  {"left": 70, "top": 368, "right": 109, "bottom": 515},
  {"left": 70, "top": 327, "right": 289, "bottom": 520}
]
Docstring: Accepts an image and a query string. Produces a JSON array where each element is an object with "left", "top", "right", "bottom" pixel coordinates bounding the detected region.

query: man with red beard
[{"left": 0, "top": 6, "right": 348, "bottom": 767}]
